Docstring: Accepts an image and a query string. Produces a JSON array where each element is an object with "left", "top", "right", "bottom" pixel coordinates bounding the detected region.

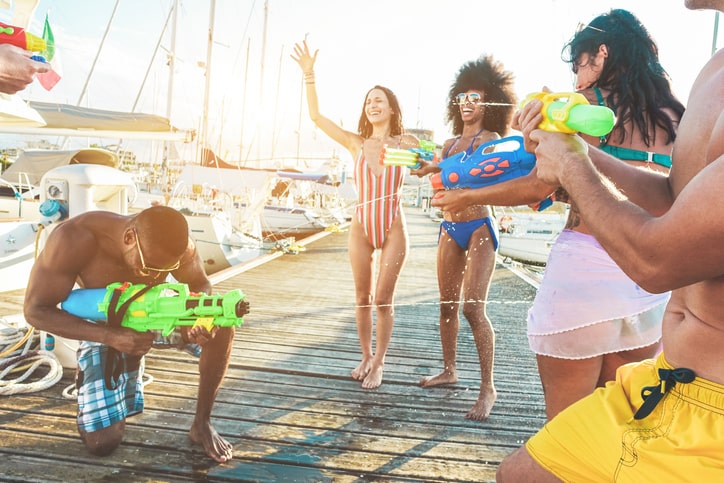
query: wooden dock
[{"left": 0, "top": 207, "right": 545, "bottom": 482}]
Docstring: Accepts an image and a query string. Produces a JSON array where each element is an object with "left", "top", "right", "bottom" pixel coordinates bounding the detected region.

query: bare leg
[
  {"left": 189, "top": 326, "right": 234, "bottom": 462},
  {"left": 599, "top": 342, "right": 659, "bottom": 386},
  {"left": 348, "top": 220, "right": 375, "bottom": 381},
  {"left": 420, "top": 229, "right": 463, "bottom": 388},
  {"left": 460, "top": 227, "right": 497, "bottom": 420},
  {"left": 497, "top": 446, "right": 563, "bottom": 482},
  {"left": 362, "top": 215, "right": 408, "bottom": 389},
  {"left": 536, "top": 354, "right": 602, "bottom": 420},
  {"left": 80, "top": 420, "right": 125, "bottom": 456}
]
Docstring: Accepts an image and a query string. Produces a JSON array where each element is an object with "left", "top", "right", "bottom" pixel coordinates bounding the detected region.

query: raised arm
[{"left": 291, "top": 40, "right": 361, "bottom": 156}]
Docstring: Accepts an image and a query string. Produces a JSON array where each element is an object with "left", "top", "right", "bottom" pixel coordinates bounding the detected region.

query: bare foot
[
  {"left": 419, "top": 370, "right": 458, "bottom": 388},
  {"left": 361, "top": 364, "right": 384, "bottom": 389},
  {"left": 351, "top": 358, "right": 371, "bottom": 381},
  {"left": 189, "top": 420, "right": 233, "bottom": 463},
  {"left": 465, "top": 385, "right": 497, "bottom": 421}
]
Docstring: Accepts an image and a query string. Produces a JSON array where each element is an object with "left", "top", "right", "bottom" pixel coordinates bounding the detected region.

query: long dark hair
[
  {"left": 563, "top": 9, "right": 684, "bottom": 146},
  {"left": 357, "top": 85, "right": 404, "bottom": 138},
  {"left": 446, "top": 54, "right": 517, "bottom": 137}
]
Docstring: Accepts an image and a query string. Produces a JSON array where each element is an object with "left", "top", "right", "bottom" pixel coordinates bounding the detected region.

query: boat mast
[
  {"left": 200, "top": 0, "right": 216, "bottom": 157},
  {"left": 238, "top": 38, "right": 250, "bottom": 163},
  {"left": 162, "top": 0, "right": 179, "bottom": 187},
  {"left": 77, "top": 0, "right": 120, "bottom": 106},
  {"left": 713, "top": 11, "right": 720, "bottom": 56}
]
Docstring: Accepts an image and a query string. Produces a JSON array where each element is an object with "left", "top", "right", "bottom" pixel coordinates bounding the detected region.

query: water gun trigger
[{"left": 192, "top": 317, "right": 215, "bottom": 333}]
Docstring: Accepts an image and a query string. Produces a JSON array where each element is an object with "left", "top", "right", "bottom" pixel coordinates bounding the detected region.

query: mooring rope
[{"left": 0, "top": 317, "right": 64, "bottom": 395}]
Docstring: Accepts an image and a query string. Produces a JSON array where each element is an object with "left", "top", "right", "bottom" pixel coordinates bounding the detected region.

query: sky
[{"left": 0, "top": 0, "right": 720, "bottom": 170}]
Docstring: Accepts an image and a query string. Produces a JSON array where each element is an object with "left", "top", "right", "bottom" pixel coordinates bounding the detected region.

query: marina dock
[{"left": 0, "top": 207, "right": 545, "bottom": 482}]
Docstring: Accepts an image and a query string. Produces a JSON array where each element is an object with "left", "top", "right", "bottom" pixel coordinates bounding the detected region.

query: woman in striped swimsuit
[{"left": 292, "top": 39, "right": 419, "bottom": 389}]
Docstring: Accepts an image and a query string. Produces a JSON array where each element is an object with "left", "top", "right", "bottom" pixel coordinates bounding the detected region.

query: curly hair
[
  {"left": 357, "top": 85, "right": 404, "bottom": 138},
  {"left": 563, "top": 8, "right": 685, "bottom": 146},
  {"left": 446, "top": 55, "right": 517, "bottom": 137}
]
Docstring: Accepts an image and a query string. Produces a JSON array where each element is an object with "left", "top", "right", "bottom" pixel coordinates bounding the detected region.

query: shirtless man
[
  {"left": 497, "top": 0, "right": 724, "bottom": 480},
  {"left": 24, "top": 206, "right": 235, "bottom": 463}
]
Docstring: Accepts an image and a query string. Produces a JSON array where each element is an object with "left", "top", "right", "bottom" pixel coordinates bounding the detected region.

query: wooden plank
[{"left": 0, "top": 207, "right": 544, "bottom": 482}]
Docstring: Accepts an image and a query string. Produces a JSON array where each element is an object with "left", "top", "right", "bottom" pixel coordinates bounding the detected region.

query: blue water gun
[{"left": 430, "top": 136, "right": 552, "bottom": 210}]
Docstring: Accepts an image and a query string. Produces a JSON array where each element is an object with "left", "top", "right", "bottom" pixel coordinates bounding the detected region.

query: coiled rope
[{"left": 0, "top": 317, "right": 64, "bottom": 395}]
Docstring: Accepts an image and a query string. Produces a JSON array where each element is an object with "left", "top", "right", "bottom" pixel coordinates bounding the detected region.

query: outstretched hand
[
  {"left": 291, "top": 39, "right": 318, "bottom": 74},
  {"left": 409, "top": 159, "right": 440, "bottom": 178},
  {"left": 0, "top": 44, "right": 50, "bottom": 94}
]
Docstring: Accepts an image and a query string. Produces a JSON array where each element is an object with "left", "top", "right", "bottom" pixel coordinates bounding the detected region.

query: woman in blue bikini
[{"left": 413, "top": 55, "right": 516, "bottom": 420}]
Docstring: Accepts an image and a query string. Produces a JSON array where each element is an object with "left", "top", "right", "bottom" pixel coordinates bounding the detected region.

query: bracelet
[
  {"left": 305, "top": 81, "right": 315, "bottom": 85},
  {"left": 303, "top": 71, "right": 315, "bottom": 78}
]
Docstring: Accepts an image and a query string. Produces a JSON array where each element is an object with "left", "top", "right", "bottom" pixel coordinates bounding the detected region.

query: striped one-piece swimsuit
[{"left": 354, "top": 150, "right": 405, "bottom": 249}]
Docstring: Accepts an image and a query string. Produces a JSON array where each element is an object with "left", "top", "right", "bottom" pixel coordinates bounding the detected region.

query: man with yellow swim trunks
[{"left": 496, "top": 0, "right": 724, "bottom": 480}]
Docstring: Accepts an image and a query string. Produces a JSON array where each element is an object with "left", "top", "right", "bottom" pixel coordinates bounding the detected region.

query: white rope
[{"left": 0, "top": 317, "right": 64, "bottom": 395}]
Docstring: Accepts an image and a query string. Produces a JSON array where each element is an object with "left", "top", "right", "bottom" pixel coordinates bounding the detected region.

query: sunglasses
[
  {"left": 455, "top": 92, "right": 483, "bottom": 105},
  {"left": 133, "top": 228, "right": 181, "bottom": 274}
]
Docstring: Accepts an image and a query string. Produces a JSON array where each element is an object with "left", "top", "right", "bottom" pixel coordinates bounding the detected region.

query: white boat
[
  {"left": 167, "top": 164, "right": 273, "bottom": 274},
  {"left": 0, "top": 148, "right": 122, "bottom": 293},
  {"left": 262, "top": 170, "right": 353, "bottom": 236},
  {"left": 493, "top": 203, "right": 568, "bottom": 288}
]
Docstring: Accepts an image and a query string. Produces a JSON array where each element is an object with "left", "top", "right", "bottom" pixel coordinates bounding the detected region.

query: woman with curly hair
[
  {"left": 433, "top": 9, "right": 685, "bottom": 420},
  {"left": 413, "top": 55, "right": 516, "bottom": 420}
]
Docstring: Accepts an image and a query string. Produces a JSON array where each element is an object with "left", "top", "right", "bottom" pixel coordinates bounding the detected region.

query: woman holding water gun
[
  {"left": 433, "top": 9, "right": 685, "bottom": 420},
  {"left": 412, "top": 55, "right": 516, "bottom": 420},
  {"left": 291, "top": 39, "right": 418, "bottom": 390}
]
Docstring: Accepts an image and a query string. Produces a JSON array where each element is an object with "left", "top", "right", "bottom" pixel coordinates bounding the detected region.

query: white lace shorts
[{"left": 528, "top": 301, "right": 665, "bottom": 359}]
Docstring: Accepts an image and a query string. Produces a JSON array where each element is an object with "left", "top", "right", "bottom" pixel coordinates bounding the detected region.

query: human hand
[
  {"left": 409, "top": 159, "right": 439, "bottom": 178},
  {"left": 515, "top": 98, "right": 546, "bottom": 154},
  {"left": 291, "top": 39, "right": 318, "bottom": 74},
  {"left": 529, "top": 130, "right": 589, "bottom": 185},
  {"left": 108, "top": 327, "right": 154, "bottom": 356},
  {"left": 0, "top": 44, "right": 50, "bottom": 94},
  {"left": 184, "top": 324, "right": 219, "bottom": 346},
  {"left": 430, "top": 189, "right": 471, "bottom": 213}
]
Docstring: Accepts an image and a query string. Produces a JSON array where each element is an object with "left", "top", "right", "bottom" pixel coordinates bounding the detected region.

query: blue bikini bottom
[{"left": 439, "top": 217, "right": 498, "bottom": 251}]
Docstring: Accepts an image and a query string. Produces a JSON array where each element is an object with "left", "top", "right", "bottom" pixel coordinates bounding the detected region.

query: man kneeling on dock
[{"left": 24, "top": 206, "right": 235, "bottom": 463}]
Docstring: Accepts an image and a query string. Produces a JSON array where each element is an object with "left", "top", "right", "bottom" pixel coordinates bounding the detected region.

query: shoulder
[
  {"left": 474, "top": 131, "right": 500, "bottom": 151},
  {"left": 576, "top": 87, "right": 611, "bottom": 107}
]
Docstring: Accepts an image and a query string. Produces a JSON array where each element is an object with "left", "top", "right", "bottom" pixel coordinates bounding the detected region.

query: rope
[{"left": 0, "top": 317, "right": 64, "bottom": 395}]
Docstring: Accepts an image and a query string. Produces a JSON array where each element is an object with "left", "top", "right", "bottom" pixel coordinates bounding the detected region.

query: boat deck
[{"left": 0, "top": 207, "right": 545, "bottom": 482}]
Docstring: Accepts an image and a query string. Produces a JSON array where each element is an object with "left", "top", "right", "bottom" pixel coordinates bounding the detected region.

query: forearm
[
  {"left": 559, "top": 153, "right": 674, "bottom": 290},
  {"left": 463, "top": 173, "right": 556, "bottom": 206},
  {"left": 589, "top": 147, "right": 674, "bottom": 216},
  {"left": 24, "top": 304, "right": 114, "bottom": 344}
]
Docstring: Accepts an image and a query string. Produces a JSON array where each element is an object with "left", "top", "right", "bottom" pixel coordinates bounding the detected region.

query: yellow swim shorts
[{"left": 526, "top": 353, "right": 724, "bottom": 482}]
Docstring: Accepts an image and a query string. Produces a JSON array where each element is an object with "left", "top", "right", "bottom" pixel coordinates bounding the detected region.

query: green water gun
[
  {"left": 521, "top": 92, "right": 615, "bottom": 137},
  {"left": 382, "top": 139, "right": 438, "bottom": 168},
  {"left": 61, "top": 282, "right": 249, "bottom": 336}
]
